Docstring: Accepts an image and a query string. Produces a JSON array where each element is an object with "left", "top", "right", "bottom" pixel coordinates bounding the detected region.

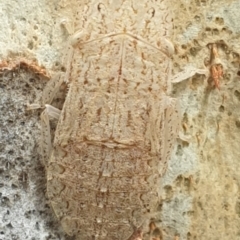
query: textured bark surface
[{"left": 46, "top": 1, "right": 179, "bottom": 239}]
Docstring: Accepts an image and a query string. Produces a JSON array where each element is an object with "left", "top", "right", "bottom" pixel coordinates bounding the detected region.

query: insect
[
  {"left": 209, "top": 43, "right": 224, "bottom": 89},
  {"left": 40, "top": 0, "right": 181, "bottom": 239},
  {"left": 210, "top": 64, "right": 223, "bottom": 90}
]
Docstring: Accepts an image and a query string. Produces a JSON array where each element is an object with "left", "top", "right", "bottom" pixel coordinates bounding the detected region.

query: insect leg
[
  {"left": 171, "top": 65, "right": 208, "bottom": 83},
  {"left": 37, "top": 71, "right": 65, "bottom": 165},
  {"left": 127, "top": 227, "right": 143, "bottom": 240},
  {"left": 40, "top": 107, "right": 52, "bottom": 166},
  {"left": 40, "top": 104, "right": 61, "bottom": 166}
]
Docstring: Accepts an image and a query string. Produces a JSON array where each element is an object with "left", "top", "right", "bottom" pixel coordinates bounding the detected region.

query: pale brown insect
[
  {"left": 209, "top": 43, "right": 224, "bottom": 89},
  {"left": 210, "top": 64, "right": 223, "bottom": 90},
  {"left": 40, "top": 0, "right": 181, "bottom": 239}
]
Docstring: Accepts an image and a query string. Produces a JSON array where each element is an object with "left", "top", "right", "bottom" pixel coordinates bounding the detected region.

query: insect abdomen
[{"left": 47, "top": 144, "right": 161, "bottom": 239}]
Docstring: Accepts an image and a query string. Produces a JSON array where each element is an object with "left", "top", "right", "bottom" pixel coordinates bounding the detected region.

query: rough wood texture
[
  {"left": 3, "top": 0, "right": 240, "bottom": 240},
  {"left": 46, "top": 1, "right": 180, "bottom": 239}
]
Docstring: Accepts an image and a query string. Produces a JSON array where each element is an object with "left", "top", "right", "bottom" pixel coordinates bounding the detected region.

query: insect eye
[
  {"left": 147, "top": 7, "right": 155, "bottom": 18},
  {"left": 97, "top": 3, "right": 106, "bottom": 14}
]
